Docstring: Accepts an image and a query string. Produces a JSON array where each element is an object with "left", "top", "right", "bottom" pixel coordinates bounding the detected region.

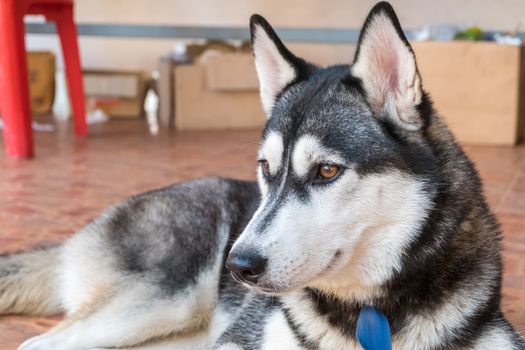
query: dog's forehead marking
[
  {"left": 259, "top": 131, "right": 284, "bottom": 175},
  {"left": 292, "top": 134, "right": 344, "bottom": 177}
]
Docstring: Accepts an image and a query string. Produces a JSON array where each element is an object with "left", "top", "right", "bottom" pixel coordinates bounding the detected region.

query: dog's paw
[
  {"left": 18, "top": 333, "right": 74, "bottom": 350},
  {"left": 18, "top": 334, "right": 50, "bottom": 350}
]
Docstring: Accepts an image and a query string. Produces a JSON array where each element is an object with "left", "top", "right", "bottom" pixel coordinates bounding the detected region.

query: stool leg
[
  {"left": 54, "top": 4, "right": 87, "bottom": 137},
  {"left": 0, "top": 1, "right": 34, "bottom": 158}
]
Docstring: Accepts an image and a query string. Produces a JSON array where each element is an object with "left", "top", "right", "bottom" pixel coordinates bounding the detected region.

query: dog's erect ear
[
  {"left": 250, "top": 14, "right": 305, "bottom": 117},
  {"left": 352, "top": 2, "right": 423, "bottom": 131}
]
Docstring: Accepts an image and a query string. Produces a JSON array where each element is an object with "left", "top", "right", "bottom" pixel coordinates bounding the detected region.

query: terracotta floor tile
[{"left": 0, "top": 119, "right": 524, "bottom": 348}]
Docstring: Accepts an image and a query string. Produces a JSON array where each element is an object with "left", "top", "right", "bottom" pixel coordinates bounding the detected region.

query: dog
[{"left": 1, "top": 2, "right": 524, "bottom": 349}]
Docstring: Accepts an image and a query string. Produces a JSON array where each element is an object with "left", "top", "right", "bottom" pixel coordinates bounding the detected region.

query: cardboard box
[
  {"left": 27, "top": 51, "right": 55, "bottom": 114},
  {"left": 158, "top": 57, "right": 176, "bottom": 128},
  {"left": 203, "top": 52, "right": 260, "bottom": 91},
  {"left": 83, "top": 70, "right": 149, "bottom": 119},
  {"left": 413, "top": 41, "right": 525, "bottom": 145},
  {"left": 174, "top": 52, "right": 266, "bottom": 130},
  {"left": 157, "top": 41, "right": 254, "bottom": 129},
  {"left": 163, "top": 41, "right": 525, "bottom": 143}
]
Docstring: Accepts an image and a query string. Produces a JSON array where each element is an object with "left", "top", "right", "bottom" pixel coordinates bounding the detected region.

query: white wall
[
  {"left": 72, "top": 0, "right": 525, "bottom": 29},
  {"left": 26, "top": 0, "right": 525, "bottom": 71}
]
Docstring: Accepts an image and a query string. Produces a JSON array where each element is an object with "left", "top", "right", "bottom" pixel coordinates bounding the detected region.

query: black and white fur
[{"left": 1, "top": 2, "right": 524, "bottom": 349}]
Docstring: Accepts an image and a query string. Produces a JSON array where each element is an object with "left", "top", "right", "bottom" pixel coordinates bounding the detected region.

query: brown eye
[
  {"left": 318, "top": 164, "right": 340, "bottom": 180},
  {"left": 259, "top": 160, "right": 270, "bottom": 176}
]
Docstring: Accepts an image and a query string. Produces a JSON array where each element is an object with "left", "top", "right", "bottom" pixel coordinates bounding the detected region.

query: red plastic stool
[{"left": 0, "top": 0, "right": 87, "bottom": 159}]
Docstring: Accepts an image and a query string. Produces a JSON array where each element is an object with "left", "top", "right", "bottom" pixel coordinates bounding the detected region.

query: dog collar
[{"left": 356, "top": 306, "right": 392, "bottom": 350}]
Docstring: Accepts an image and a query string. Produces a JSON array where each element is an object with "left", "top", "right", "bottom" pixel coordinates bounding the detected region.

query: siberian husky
[{"left": 1, "top": 2, "right": 524, "bottom": 349}]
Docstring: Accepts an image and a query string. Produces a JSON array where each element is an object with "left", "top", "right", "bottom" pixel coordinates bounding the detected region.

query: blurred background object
[{"left": 14, "top": 0, "right": 525, "bottom": 147}]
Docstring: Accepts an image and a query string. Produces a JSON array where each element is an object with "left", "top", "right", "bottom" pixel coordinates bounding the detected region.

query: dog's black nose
[{"left": 225, "top": 251, "right": 267, "bottom": 284}]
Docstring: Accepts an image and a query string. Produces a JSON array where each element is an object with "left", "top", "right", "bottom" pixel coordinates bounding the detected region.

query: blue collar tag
[{"left": 356, "top": 306, "right": 392, "bottom": 350}]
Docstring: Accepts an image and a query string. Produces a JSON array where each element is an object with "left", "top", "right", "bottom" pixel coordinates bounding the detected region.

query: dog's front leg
[{"left": 18, "top": 282, "right": 214, "bottom": 350}]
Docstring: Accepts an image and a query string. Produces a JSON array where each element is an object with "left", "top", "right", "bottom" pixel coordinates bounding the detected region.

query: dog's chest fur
[
  {"left": 214, "top": 287, "right": 368, "bottom": 350},
  {"left": 213, "top": 286, "right": 518, "bottom": 350},
  {"left": 214, "top": 292, "right": 355, "bottom": 350}
]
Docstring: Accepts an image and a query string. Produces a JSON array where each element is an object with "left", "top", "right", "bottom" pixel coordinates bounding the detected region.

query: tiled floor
[{"left": 0, "top": 119, "right": 524, "bottom": 348}]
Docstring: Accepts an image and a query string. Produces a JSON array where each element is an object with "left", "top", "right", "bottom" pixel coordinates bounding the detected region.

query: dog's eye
[
  {"left": 259, "top": 160, "right": 270, "bottom": 176},
  {"left": 318, "top": 164, "right": 340, "bottom": 180}
]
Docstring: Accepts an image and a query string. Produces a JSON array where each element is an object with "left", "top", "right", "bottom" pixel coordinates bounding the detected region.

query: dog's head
[{"left": 226, "top": 2, "right": 439, "bottom": 297}]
